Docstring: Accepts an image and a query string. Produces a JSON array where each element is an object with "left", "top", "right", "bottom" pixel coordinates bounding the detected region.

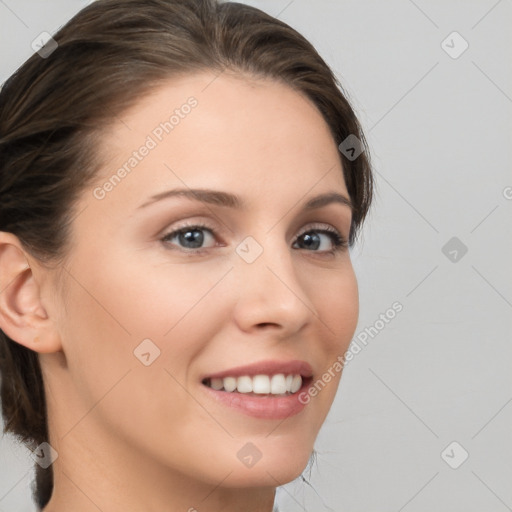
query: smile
[
  {"left": 200, "top": 360, "right": 314, "bottom": 419},
  {"left": 202, "top": 373, "right": 303, "bottom": 396}
]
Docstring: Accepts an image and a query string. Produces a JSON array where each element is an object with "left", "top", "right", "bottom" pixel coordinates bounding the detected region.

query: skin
[{"left": 0, "top": 71, "right": 359, "bottom": 512}]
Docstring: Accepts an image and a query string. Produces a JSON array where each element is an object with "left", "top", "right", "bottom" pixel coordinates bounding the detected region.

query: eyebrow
[{"left": 138, "top": 188, "right": 353, "bottom": 211}]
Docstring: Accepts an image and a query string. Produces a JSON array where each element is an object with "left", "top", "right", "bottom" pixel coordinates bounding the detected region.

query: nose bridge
[{"left": 232, "top": 233, "right": 315, "bottom": 333}]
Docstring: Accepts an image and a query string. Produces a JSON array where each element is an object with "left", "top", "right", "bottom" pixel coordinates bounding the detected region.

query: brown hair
[{"left": 0, "top": 0, "right": 373, "bottom": 508}]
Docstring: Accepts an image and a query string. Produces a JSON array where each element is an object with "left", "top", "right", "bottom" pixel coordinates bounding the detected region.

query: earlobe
[{"left": 0, "top": 232, "right": 62, "bottom": 354}]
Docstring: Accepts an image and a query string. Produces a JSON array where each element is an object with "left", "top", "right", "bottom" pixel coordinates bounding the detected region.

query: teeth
[
  {"left": 205, "top": 373, "right": 304, "bottom": 395},
  {"left": 223, "top": 376, "right": 237, "bottom": 392},
  {"left": 290, "top": 375, "right": 302, "bottom": 393},
  {"left": 253, "top": 374, "right": 270, "bottom": 394},
  {"left": 237, "top": 376, "right": 253, "bottom": 393},
  {"left": 270, "top": 374, "right": 287, "bottom": 394},
  {"left": 210, "top": 378, "right": 223, "bottom": 390}
]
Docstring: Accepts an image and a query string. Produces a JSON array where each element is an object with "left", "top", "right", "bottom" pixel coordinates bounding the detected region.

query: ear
[{"left": 0, "top": 231, "right": 62, "bottom": 354}]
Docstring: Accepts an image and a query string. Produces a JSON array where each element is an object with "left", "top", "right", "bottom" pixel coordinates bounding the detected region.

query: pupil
[
  {"left": 302, "top": 232, "right": 320, "bottom": 250},
  {"left": 180, "top": 229, "right": 204, "bottom": 248}
]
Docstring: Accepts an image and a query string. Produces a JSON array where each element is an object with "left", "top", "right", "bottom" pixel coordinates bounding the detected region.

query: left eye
[
  {"left": 292, "top": 229, "right": 344, "bottom": 252},
  {"left": 161, "top": 226, "right": 216, "bottom": 250}
]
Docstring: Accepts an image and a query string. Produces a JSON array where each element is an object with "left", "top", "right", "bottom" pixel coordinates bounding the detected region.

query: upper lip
[{"left": 202, "top": 359, "right": 313, "bottom": 381}]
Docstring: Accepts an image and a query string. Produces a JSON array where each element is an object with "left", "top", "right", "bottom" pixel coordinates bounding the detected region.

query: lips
[{"left": 199, "top": 360, "right": 313, "bottom": 419}]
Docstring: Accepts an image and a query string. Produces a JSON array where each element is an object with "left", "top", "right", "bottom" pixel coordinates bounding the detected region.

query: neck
[
  {"left": 43, "top": 450, "right": 276, "bottom": 512},
  {"left": 42, "top": 414, "right": 276, "bottom": 512}
]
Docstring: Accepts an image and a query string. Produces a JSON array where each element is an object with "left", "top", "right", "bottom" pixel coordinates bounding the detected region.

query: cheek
[
  {"left": 60, "top": 253, "right": 235, "bottom": 400},
  {"left": 302, "top": 264, "right": 358, "bottom": 411},
  {"left": 75, "top": 248, "right": 232, "bottom": 333},
  {"left": 57, "top": 256, "right": 235, "bottom": 462},
  {"left": 310, "top": 263, "right": 359, "bottom": 350}
]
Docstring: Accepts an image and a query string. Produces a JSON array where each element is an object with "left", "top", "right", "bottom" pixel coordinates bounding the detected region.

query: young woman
[{"left": 0, "top": 0, "right": 373, "bottom": 510}]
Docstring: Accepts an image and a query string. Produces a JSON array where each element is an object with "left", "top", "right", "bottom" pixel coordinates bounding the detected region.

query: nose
[{"left": 231, "top": 239, "right": 316, "bottom": 337}]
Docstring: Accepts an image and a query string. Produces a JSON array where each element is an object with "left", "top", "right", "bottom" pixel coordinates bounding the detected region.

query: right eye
[{"left": 161, "top": 223, "right": 217, "bottom": 252}]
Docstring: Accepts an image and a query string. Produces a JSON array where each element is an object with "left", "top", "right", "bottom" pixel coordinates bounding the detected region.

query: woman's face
[{"left": 44, "top": 72, "right": 359, "bottom": 491}]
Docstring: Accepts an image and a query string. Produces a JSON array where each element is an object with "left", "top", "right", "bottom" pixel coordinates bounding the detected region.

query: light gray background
[{"left": 1, "top": 1, "right": 511, "bottom": 511}]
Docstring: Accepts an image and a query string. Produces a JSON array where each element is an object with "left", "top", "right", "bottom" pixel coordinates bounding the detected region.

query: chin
[
  {"left": 220, "top": 438, "right": 315, "bottom": 488},
  {"left": 226, "top": 462, "right": 311, "bottom": 488}
]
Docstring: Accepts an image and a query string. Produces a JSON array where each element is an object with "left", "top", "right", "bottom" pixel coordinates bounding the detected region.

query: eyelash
[{"left": 160, "top": 221, "right": 348, "bottom": 256}]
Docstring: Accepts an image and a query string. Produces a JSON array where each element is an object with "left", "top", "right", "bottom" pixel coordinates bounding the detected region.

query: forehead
[{"left": 89, "top": 71, "right": 347, "bottom": 210}]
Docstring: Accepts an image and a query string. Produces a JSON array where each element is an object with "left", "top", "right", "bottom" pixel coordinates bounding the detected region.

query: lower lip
[{"left": 200, "top": 378, "right": 313, "bottom": 420}]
